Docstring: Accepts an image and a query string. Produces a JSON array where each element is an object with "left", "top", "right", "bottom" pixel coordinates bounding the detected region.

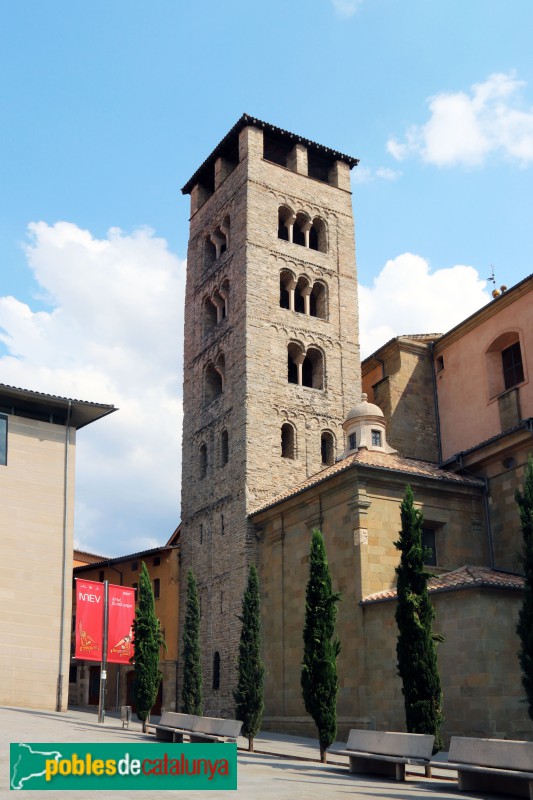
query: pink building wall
[{"left": 435, "top": 284, "right": 533, "bottom": 461}]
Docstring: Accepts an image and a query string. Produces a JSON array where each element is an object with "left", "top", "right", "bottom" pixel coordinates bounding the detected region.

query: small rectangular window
[
  {"left": 348, "top": 433, "right": 356, "bottom": 451},
  {"left": 153, "top": 578, "right": 160, "bottom": 599},
  {"left": 131, "top": 562, "right": 138, "bottom": 571},
  {"left": 0, "top": 414, "right": 7, "bottom": 466},
  {"left": 371, "top": 430, "right": 382, "bottom": 447},
  {"left": 153, "top": 556, "right": 160, "bottom": 567},
  {"left": 98, "top": 570, "right": 105, "bottom": 582}
]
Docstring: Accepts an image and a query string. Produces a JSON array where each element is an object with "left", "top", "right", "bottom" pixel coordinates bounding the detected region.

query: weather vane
[{"left": 486, "top": 265, "right": 507, "bottom": 298}]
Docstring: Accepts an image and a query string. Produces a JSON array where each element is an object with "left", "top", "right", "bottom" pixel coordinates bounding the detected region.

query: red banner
[
  {"left": 107, "top": 584, "right": 136, "bottom": 664},
  {"left": 75, "top": 580, "right": 104, "bottom": 662}
]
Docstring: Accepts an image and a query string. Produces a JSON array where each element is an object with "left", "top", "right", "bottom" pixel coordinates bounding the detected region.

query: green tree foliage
[
  {"left": 132, "top": 562, "right": 165, "bottom": 731},
  {"left": 516, "top": 455, "right": 533, "bottom": 721},
  {"left": 301, "top": 529, "right": 341, "bottom": 763},
  {"left": 234, "top": 564, "right": 265, "bottom": 752},
  {"left": 181, "top": 569, "right": 202, "bottom": 715},
  {"left": 395, "top": 485, "right": 443, "bottom": 752}
]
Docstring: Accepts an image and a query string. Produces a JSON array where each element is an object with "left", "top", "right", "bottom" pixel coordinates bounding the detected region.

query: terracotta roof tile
[
  {"left": 362, "top": 565, "right": 524, "bottom": 604},
  {"left": 250, "top": 450, "right": 483, "bottom": 516}
]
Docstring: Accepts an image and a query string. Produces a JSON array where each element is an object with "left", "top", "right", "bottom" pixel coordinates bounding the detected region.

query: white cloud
[
  {"left": 352, "top": 165, "right": 401, "bottom": 184},
  {"left": 331, "top": 0, "right": 364, "bottom": 17},
  {"left": 0, "top": 222, "right": 185, "bottom": 557},
  {"left": 0, "top": 224, "right": 492, "bottom": 556},
  {"left": 359, "top": 253, "right": 491, "bottom": 358},
  {"left": 387, "top": 72, "right": 533, "bottom": 167}
]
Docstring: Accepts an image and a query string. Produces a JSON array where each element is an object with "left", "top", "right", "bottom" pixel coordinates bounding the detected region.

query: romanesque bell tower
[{"left": 180, "top": 115, "right": 361, "bottom": 715}]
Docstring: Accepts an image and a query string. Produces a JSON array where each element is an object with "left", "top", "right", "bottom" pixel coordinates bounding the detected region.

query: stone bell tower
[{"left": 180, "top": 115, "right": 361, "bottom": 714}]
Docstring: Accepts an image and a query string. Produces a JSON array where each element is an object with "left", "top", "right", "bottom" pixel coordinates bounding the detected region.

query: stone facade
[
  {"left": 250, "top": 453, "right": 523, "bottom": 743},
  {"left": 180, "top": 116, "right": 361, "bottom": 715},
  {"left": 177, "top": 117, "right": 532, "bottom": 742},
  {"left": 362, "top": 584, "right": 527, "bottom": 744},
  {"left": 362, "top": 335, "right": 440, "bottom": 462}
]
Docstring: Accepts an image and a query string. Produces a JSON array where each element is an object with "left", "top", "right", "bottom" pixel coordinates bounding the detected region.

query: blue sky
[{"left": 1, "top": 0, "right": 532, "bottom": 556}]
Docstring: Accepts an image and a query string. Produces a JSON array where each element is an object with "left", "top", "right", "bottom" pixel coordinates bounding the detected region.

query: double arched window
[
  {"left": 277, "top": 206, "right": 327, "bottom": 253},
  {"left": 203, "top": 279, "right": 230, "bottom": 337},
  {"left": 203, "top": 215, "right": 230, "bottom": 270}
]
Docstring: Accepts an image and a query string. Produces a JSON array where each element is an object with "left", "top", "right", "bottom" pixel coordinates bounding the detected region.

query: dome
[{"left": 345, "top": 393, "right": 384, "bottom": 421}]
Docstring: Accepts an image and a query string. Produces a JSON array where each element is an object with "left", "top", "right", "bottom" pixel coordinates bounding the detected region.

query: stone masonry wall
[{"left": 180, "top": 122, "right": 361, "bottom": 716}]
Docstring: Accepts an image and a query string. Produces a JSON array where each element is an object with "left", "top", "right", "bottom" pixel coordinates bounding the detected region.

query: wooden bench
[
  {"left": 147, "top": 711, "right": 242, "bottom": 744},
  {"left": 431, "top": 736, "right": 533, "bottom": 799},
  {"left": 329, "top": 729, "right": 434, "bottom": 781}
]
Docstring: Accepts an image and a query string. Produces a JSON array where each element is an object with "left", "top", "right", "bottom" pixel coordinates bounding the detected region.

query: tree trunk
[
  {"left": 248, "top": 737, "right": 254, "bottom": 752},
  {"left": 320, "top": 746, "right": 327, "bottom": 764}
]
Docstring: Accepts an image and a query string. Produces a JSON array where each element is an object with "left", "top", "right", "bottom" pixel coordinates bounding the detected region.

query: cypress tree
[
  {"left": 516, "top": 455, "right": 533, "bottom": 721},
  {"left": 234, "top": 564, "right": 265, "bottom": 752},
  {"left": 301, "top": 529, "right": 341, "bottom": 763},
  {"left": 181, "top": 569, "right": 202, "bottom": 715},
  {"left": 395, "top": 485, "right": 443, "bottom": 752},
  {"left": 132, "top": 562, "right": 165, "bottom": 731}
]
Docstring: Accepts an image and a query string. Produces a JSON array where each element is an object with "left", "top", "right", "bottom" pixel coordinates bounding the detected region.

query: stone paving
[{"left": 2, "top": 706, "right": 493, "bottom": 800}]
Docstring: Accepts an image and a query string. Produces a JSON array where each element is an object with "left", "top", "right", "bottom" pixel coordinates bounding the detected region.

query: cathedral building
[{"left": 180, "top": 116, "right": 532, "bottom": 743}]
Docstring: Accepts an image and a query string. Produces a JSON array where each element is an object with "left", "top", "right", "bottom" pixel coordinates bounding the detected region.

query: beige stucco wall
[
  {"left": 435, "top": 287, "right": 533, "bottom": 461},
  {"left": 0, "top": 415, "right": 75, "bottom": 710}
]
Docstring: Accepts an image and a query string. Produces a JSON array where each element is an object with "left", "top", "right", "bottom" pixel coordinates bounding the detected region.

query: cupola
[{"left": 342, "top": 393, "right": 397, "bottom": 457}]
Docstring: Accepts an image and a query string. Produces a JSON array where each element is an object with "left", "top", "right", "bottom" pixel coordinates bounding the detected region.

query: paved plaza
[{"left": 2, "top": 706, "right": 496, "bottom": 800}]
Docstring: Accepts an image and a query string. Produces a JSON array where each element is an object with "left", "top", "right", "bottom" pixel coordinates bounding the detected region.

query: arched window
[
  {"left": 321, "top": 431, "right": 335, "bottom": 465},
  {"left": 212, "top": 651, "right": 221, "bottom": 690},
  {"left": 220, "top": 429, "right": 229, "bottom": 465},
  {"left": 203, "top": 298, "right": 218, "bottom": 336},
  {"left": 287, "top": 342, "right": 304, "bottom": 385},
  {"left": 199, "top": 443, "right": 208, "bottom": 479},
  {"left": 302, "top": 347, "right": 324, "bottom": 390},
  {"left": 310, "top": 281, "right": 327, "bottom": 319},
  {"left": 279, "top": 270, "right": 295, "bottom": 310},
  {"left": 485, "top": 332, "right": 525, "bottom": 397},
  {"left": 295, "top": 276, "right": 310, "bottom": 314},
  {"left": 209, "top": 226, "right": 227, "bottom": 259},
  {"left": 309, "top": 217, "right": 327, "bottom": 252},
  {"left": 204, "top": 362, "right": 223, "bottom": 405},
  {"left": 278, "top": 206, "right": 293, "bottom": 241},
  {"left": 293, "top": 212, "right": 309, "bottom": 247},
  {"left": 203, "top": 236, "right": 216, "bottom": 270},
  {"left": 281, "top": 422, "right": 296, "bottom": 459}
]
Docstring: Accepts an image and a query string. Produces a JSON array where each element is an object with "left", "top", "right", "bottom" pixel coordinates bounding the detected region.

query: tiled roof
[
  {"left": 73, "top": 544, "right": 179, "bottom": 572},
  {"left": 362, "top": 565, "right": 524, "bottom": 604},
  {"left": 249, "top": 450, "right": 484, "bottom": 516},
  {"left": 74, "top": 549, "right": 108, "bottom": 559}
]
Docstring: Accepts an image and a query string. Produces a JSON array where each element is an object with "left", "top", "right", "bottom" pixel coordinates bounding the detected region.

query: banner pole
[{"left": 98, "top": 580, "right": 109, "bottom": 723}]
